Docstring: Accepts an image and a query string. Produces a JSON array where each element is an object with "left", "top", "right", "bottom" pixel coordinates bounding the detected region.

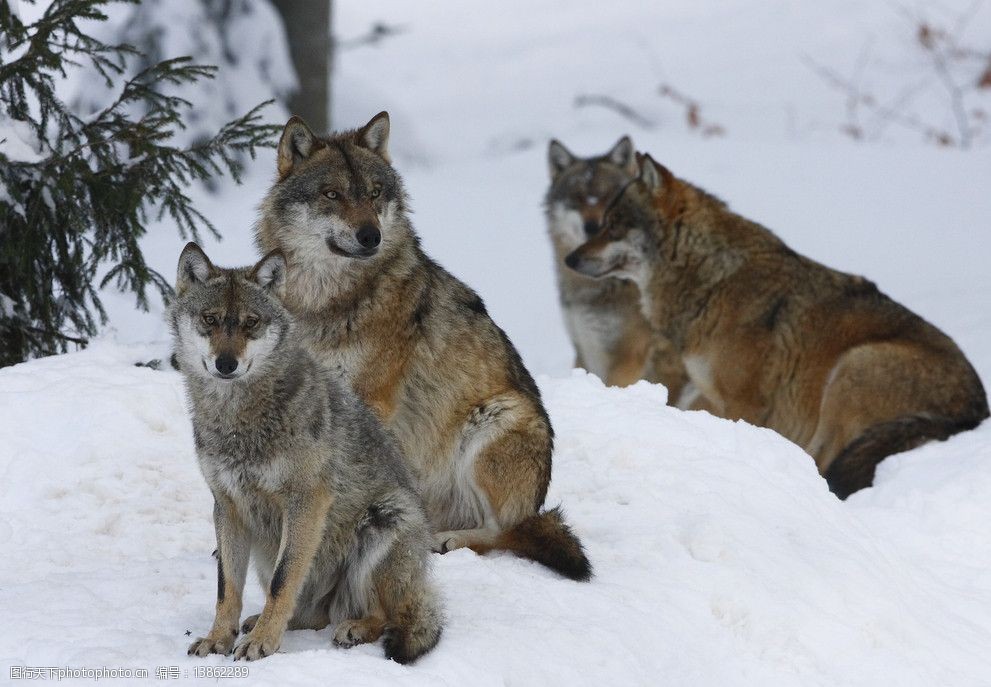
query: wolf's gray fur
[
  {"left": 255, "top": 113, "right": 591, "bottom": 581},
  {"left": 172, "top": 243, "right": 442, "bottom": 663}
]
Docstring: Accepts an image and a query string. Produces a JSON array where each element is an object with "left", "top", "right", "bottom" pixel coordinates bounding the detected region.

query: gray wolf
[
  {"left": 545, "top": 137, "right": 689, "bottom": 401},
  {"left": 566, "top": 154, "right": 989, "bottom": 497},
  {"left": 172, "top": 243, "right": 442, "bottom": 662},
  {"left": 254, "top": 113, "right": 591, "bottom": 580}
]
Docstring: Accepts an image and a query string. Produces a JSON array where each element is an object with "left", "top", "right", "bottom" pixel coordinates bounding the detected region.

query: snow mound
[{"left": 1, "top": 345, "right": 990, "bottom": 685}]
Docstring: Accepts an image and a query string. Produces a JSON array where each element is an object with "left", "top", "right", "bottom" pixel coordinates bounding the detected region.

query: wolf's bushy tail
[
  {"left": 382, "top": 584, "right": 443, "bottom": 664},
  {"left": 475, "top": 507, "right": 592, "bottom": 581},
  {"left": 826, "top": 413, "right": 984, "bottom": 499}
]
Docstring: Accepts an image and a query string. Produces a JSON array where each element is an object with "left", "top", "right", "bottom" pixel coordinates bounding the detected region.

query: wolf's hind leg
[
  {"left": 809, "top": 343, "right": 946, "bottom": 478},
  {"left": 332, "top": 493, "right": 441, "bottom": 662},
  {"left": 333, "top": 605, "right": 387, "bottom": 649},
  {"left": 472, "top": 417, "right": 551, "bottom": 529},
  {"left": 451, "top": 413, "right": 591, "bottom": 580},
  {"left": 432, "top": 408, "right": 548, "bottom": 554},
  {"left": 375, "top": 537, "right": 442, "bottom": 664},
  {"left": 432, "top": 526, "right": 498, "bottom": 553}
]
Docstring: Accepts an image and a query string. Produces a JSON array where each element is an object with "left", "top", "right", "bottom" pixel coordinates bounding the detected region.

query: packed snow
[{"left": 2, "top": 0, "right": 991, "bottom": 685}]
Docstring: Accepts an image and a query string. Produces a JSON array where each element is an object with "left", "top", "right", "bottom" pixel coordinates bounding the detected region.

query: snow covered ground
[
  {"left": 2, "top": 348, "right": 991, "bottom": 685},
  {"left": 2, "top": 0, "right": 991, "bottom": 684}
]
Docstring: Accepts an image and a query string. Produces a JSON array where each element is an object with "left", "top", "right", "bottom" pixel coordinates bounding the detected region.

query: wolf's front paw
[
  {"left": 187, "top": 631, "right": 236, "bottom": 657},
  {"left": 233, "top": 628, "right": 281, "bottom": 661}
]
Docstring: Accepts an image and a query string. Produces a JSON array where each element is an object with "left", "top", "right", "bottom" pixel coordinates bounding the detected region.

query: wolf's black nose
[
  {"left": 215, "top": 354, "right": 238, "bottom": 375},
  {"left": 583, "top": 220, "right": 600, "bottom": 236},
  {"left": 356, "top": 225, "right": 381, "bottom": 249},
  {"left": 564, "top": 252, "right": 580, "bottom": 270}
]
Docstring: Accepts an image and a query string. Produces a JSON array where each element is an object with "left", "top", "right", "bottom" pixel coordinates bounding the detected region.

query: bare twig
[
  {"left": 905, "top": 1, "right": 988, "bottom": 147},
  {"left": 843, "top": 40, "right": 876, "bottom": 139},
  {"left": 803, "top": 54, "right": 955, "bottom": 144},
  {"left": 866, "top": 78, "right": 929, "bottom": 140},
  {"left": 657, "top": 84, "right": 725, "bottom": 137},
  {"left": 336, "top": 22, "right": 407, "bottom": 50},
  {"left": 930, "top": 41, "right": 973, "bottom": 147},
  {"left": 807, "top": 3, "right": 989, "bottom": 148},
  {"left": 573, "top": 94, "right": 656, "bottom": 129}
]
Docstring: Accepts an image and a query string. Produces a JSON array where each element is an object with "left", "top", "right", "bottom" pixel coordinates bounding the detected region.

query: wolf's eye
[
  {"left": 325, "top": 190, "right": 338, "bottom": 200},
  {"left": 202, "top": 313, "right": 217, "bottom": 326},
  {"left": 244, "top": 316, "right": 259, "bottom": 329},
  {"left": 370, "top": 187, "right": 380, "bottom": 198}
]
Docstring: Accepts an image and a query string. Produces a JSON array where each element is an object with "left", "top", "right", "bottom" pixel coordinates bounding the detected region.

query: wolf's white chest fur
[
  {"left": 564, "top": 303, "right": 626, "bottom": 382},
  {"left": 199, "top": 447, "right": 289, "bottom": 503}
]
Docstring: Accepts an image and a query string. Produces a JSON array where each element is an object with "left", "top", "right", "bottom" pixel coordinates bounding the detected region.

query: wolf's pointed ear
[
  {"left": 358, "top": 111, "right": 391, "bottom": 162},
  {"left": 548, "top": 139, "right": 575, "bottom": 179},
  {"left": 607, "top": 136, "right": 637, "bottom": 177},
  {"left": 176, "top": 242, "right": 215, "bottom": 296},
  {"left": 250, "top": 250, "right": 287, "bottom": 298},
  {"left": 639, "top": 154, "right": 667, "bottom": 192},
  {"left": 277, "top": 116, "right": 319, "bottom": 180}
]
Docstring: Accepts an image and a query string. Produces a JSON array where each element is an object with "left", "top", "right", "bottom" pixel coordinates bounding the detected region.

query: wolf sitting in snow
[
  {"left": 254, "top": 113, "right": 591, "bottom": 581},
  {"left": 171, "top": 243, "right": 442, "bottom": 663},
  {"left": 544, "top": 136, "right": 692, "bottom": 403},
  {"left": 565, "top": 154, "right": 989, "bottom": 498}
]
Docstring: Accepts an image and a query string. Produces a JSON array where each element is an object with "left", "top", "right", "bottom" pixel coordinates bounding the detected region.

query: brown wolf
[
  {"left": 545, "top": 137, "right": 690, "bottom": 402},
  {"left": 565, "top": 154, "right": 988, "bottom": 497},
  {"left": 255, "top": 113, "right": 591, "bottom": 580},
  {"left": 172, "top": 244, "right": 442, "bottom": 663}
]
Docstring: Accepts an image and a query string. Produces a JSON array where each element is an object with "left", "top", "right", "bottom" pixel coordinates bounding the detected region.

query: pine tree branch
[{"left": 0, "top": 0, "right": 281, "bottom": 366}]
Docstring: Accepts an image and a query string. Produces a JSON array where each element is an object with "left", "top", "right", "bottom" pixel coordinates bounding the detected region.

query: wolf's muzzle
[{"left": 326, "top": 236, "right": 378, "bottom": 259}]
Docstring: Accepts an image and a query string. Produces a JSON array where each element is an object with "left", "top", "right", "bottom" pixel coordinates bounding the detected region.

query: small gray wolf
[
  {"left": 566, "top": 154, "right": 989, "bottom": 498},
  {"left": 545, "top": 137, "right": 690, "bottom": 401},
  {"left": 172, "top": 243, "right": 442, "bottom": 662},
  {"left": 255, "top": 113, "right": 591, "bottom": 581}
]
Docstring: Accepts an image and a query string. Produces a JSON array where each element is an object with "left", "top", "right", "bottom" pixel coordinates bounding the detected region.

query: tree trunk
[{"left": 272, "top": 0, "right": 332, "bottom": 132}]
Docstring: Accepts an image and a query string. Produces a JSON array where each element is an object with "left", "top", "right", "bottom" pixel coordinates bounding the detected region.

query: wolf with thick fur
[
  {"left": 255, "top": 113, "right": 590, "bottom": 581},
  {"left": 172, "top": 243, "right": 442, "bottom": 662},
  {"left": 566, "top": 155, "right": 989, "bottom": 498},
  {"left": 545, "top": 137, "right": 690, "bottom": 401}
]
